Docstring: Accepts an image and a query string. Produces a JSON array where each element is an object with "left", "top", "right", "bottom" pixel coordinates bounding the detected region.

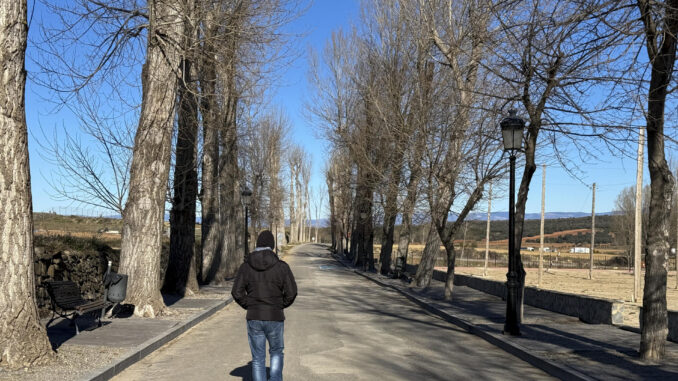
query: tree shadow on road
[{"left": 230, "top": 362, "right": 271, "bottom": 381}]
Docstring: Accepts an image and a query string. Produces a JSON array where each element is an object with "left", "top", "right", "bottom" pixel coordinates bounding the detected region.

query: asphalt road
[{"left": 113, "top": 244, "right": 554, "bottom": 380}]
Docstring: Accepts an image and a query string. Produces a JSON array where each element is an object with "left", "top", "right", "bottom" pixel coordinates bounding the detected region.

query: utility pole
[
  {"left": 539, "top": 164, "right": 546, "bottom": 287},
  {"left": 634, "top": 127, "right": 644, "bottom": 302},
  {"left": 484, "top": 183, "right": 492, "bottom": 277},
  {"left": 675, "top": 168, "right": 677, "bottom": 289},
  {"left": 589, "top": 182, "right": 596, "bottom": 280}
]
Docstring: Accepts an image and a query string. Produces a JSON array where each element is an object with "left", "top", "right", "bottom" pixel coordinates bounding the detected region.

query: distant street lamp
[
  {"left": 242, "top": 187, "right": 253, "bottom": 259},
  {"left": 500, "top": 109, "right": 525, "bottom": 336}
]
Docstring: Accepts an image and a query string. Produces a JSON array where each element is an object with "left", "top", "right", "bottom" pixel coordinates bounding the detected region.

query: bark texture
[
  {"left": 212, "top": 15, "right": 243, "bottom": 282},
  {"left": 164, "top": 43, "right": 200, "bottom": 295},
  {"left": 327, "top": 169, "right": 337, "bottom": 251},
  {"left": 414, "top": 222, "right": 441, "bottom": 288},
  {"left": 397, "top": 167, "right": 422, "bottom": 271},
  {"left": 638, "top": 0, "right": 678, "bottom": 361},
  {"left": 213, "top": 90, "right": 241, "bottom": 282},
  {"left": 0, "top": 0, "right": 54, "bottom": 368},
  {"left": 199, "top": 30, "right": 220, "bottom": 283},
  {"left": 119, "top": 0, "right": 184, "bottom": 318},
  {"left": 379, "top": 167, "right": 402, "bottom": 275}
]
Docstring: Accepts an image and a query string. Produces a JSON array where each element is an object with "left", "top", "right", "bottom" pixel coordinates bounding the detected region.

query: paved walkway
[
  {"left": 112, "top": 244, "right": 553, "bottom": 380},
  {"left": 351, "top": 258, "right": 678, "bottom": 380}
]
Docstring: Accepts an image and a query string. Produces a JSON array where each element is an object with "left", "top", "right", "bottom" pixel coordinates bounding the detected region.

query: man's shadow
[{"left": 230, "top": 362, "right": 270, "bottom": 381}]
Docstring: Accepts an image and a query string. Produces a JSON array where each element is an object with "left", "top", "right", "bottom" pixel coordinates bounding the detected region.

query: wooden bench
[{"left": 44, "top": 280, "right": 112, "bottom": 334}]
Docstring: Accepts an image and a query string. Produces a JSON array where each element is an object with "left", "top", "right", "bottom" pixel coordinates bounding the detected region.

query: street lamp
[
  {"left": 500, "top": 109, "right": 525, "bottom": 336},
  {"left": 242, "top": 187, "right": 252, "bottom": 259}
]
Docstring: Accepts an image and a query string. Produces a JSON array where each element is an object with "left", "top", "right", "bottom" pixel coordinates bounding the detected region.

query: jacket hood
[{"left": 247, "top": 248, "right": 279, "bottom": 271}]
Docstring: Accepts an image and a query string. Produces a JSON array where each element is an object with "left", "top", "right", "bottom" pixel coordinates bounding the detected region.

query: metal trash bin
[
  {"left": 393, "top": 256, "right": 405, "bottom": 279},
  {"left": 105, "top": 273, "right": 128, "bottom": 303}
]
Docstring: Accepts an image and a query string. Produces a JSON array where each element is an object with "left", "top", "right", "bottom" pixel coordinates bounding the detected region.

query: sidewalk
[
  {"left": 335, "top": 255, "right": 678, "bottom": 381},
  {"left": 0, "top": 283, "right": 234, "bottom": 381}
]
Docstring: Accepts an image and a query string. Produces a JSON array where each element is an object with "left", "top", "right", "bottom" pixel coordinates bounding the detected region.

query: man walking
[{"left": 232, "top": 230, "right": 297, "bottom": 381}]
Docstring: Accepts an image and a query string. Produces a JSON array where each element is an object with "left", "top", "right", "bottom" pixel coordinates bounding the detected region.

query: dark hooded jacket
[{"left": 231, "top": 248, "right": 297, "bottom": 321}]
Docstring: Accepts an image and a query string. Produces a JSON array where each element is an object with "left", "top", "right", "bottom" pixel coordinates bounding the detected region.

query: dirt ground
[{"left": 451, "top": 266, "right": 678, "bottom": 327}]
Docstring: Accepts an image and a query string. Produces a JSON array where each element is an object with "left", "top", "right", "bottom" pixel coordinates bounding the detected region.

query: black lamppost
[
  {"left": 242, "top": 187, "right": 252, "bottom": 259},
  {"left": 360, "top": 211, "right": 368, "bottom": 271},
  {"left": 500, "top": 109, "right": 525, "bottom": 336}
]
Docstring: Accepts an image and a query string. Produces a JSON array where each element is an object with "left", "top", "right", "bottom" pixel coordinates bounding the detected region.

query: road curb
[
  {"left": 329, "top": 251, "right": 593, "bottom": 381},
  {"left": 81, "top": 296, "right": 234, "bottom": 381}
]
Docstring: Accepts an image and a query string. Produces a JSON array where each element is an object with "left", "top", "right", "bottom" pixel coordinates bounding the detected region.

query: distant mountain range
[
  {"left": 297, "top": 211, "right": 616, "bottom": 226},
  {"left": 98, "top": 211, "right": 615, "bottom": 225},
  {"left": 463, "top": 211, "right": 617, "bottom": 221}
]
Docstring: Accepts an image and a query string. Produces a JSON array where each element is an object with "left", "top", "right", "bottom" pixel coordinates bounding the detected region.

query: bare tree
[
  {"left": 300, "top": 155, "right": 311, "bottom": 242},
  {"left": 267, "top": 114, "right": 288, "bottom": 251},
  {"left": 0, "top": 0, "right": 54, "bottom": 368},
  {"left": 636, "top": 0, "right": 678, "bottom": 361},
  {"left": 119, "top": 0, "right": 185, "bottom": 317},
  {"left": 241, "top": 110, "right": 289, "bottom": 249},
  {"left": 612, "top": 185, "right": 650, "bottom": 269},
  {"left": 311, "top": 184, "right": 327, "bottom": 243},
  {"left": 364, "top": 0, "right": 435, "bottom": 275},
  {"left": 164, "top": 1, "right": 201, "bottom": 296},
  {"left": 409, "top": 0, "right": 506, "bottom": 299},
  {"left": 198, "top": 6, "right": 221, "bottom": 284},
  {"left": 325, "top": 150, "right": 354, "bottom": 255},
  {"left": 32, "top": 0, "right": 148, "bottom": 215},
  {"left": 287, "top": 145, "right": 304, "bottom": 242},
  {"left": 37, "top": 114, "right": 132, "bottom": 216},
  {"left": 199, "top": 0, "right": 302, "bottom": 282},
  {"left": 308, "top": 29, "right": 358, "bottom": 255},
  {"left": 485, "top": 0, "right": 630, "bottom": 320}
]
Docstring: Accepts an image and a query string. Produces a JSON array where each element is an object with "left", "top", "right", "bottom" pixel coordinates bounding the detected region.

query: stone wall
[
  {"left": 405, "top": 264, "right": 624, "bottom": 325},
  {"left": 639, "top": 308, "right": 678, "bottom": 343},
  {"left": 670, "top": 311, "right": 678, "bottom": 343},
  {"left": 34, "top": 237, "right": 173, "bottom": 317},
  {"left": 34, "top": 244, "right": 119, "bottom": 317}
]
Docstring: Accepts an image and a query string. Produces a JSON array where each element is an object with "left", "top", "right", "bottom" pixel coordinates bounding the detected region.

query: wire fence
[
  {"left": 386, "top": 250, "right": 674, "bottom": 271},
  {"left": 36, "top": 207, "right": 118, "bottom": 218}
]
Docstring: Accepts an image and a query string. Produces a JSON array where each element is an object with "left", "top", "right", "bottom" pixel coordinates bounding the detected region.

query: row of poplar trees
[
  {"left": 316, "top": 0, "right": 677, "bottom": 362},
  {"left": 0, "top": 0, "right": 301, "bottom": 369}
]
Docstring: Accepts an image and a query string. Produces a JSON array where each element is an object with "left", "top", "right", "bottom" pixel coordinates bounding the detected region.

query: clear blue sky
[{"left": 24, "top": 0, "right": 651, "bottom": 218}]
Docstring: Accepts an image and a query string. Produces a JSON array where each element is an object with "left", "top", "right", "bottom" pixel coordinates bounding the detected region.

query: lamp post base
[{"left": 504, "top": 272, "right": 521, "bottom": 336}]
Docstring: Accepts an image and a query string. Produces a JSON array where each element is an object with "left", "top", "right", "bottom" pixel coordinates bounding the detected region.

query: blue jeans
[{"left": 247, "top": 320, "right": 284, "bottom": 381}]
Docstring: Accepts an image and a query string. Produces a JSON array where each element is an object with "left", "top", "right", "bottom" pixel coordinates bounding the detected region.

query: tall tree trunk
[
  {"left": 271, "top": 158, "right": 285, "bottom": 252},
  {"left": 198, "top": 17, "right": 219, "bottom": 283},
  {"left": 164, "top": 45, "right": 200, "bottom": 296},
  {"left": 119, "top": 0, "right": 184, "bottom": 318},
  {"left": 289, "top": 173, "right": 297, "bottom": 243},
  {"left": 0, "top": 0, "right": 53, "bottom": 367},
  {"left": 353, "top": 166, "right": 375, "bottom": 270},
  {"left": 397, "top": 167, "right": 422, "bottom": 271},
  {"left": 327, "top": 169, "right": 337, "bottom": 251},
  {"left": 350, "top": 214, "right": 361, "bottom": 265},
  {"left": 380, "top": 167, "right": 402, "bottom": 275},
  {"left": 443, "top": 243, "right": 457, "bottom": 300},
  {"left": 414, "top": 222, "right": 441, "bottom": 288},
  {"left": 199, "top": 68, "right": 219, "bottom": 283},
  {"left": 295, "top": 178, "right": 303, "bottom": 242},
  {"left": 435, "top": 182, "right": 487, "bottom": 301},
  {"left": 213, "top": 89, "right": 242, "bottom": 282},
  {"left": 638, "top": 0, "right": 678, "bottom": 360}
]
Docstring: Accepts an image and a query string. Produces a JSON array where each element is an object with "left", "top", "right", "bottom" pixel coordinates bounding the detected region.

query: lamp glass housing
[
  {"left": 500, "top": 110, "right": 525, "bottom": 151},
  {"left": 241, "top": 188, "right": 253, "bottom": 207}
]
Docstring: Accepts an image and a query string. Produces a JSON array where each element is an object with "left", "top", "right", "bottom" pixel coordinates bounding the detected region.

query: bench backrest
[{"left": 45, "top": 281, "right": 87, "bottom": 310}]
